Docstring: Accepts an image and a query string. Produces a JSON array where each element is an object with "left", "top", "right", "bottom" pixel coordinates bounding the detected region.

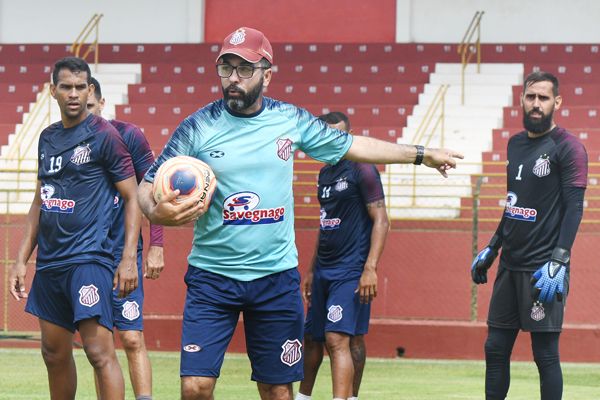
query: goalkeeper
[{"left": 470, "top": 71, "right": 587, "bottom": 400}]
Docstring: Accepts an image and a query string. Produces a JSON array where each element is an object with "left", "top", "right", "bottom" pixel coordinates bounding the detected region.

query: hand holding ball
[{"left": 153, "top": 156, "right": 217, "bottom": 206}]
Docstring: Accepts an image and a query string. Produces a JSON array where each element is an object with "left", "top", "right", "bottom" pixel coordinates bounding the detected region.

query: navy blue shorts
[
  {"left": 25, "top": 263, "right": 114, "bottom": 332},
  {"left": 180, "top": 266, "right": 304, "bottom": 384},
  {"left": 304, "top": 266, "right": 371, "bottom": 342},
  {"left": 112, "top": 252, "right": 144, "bottom": 331}
]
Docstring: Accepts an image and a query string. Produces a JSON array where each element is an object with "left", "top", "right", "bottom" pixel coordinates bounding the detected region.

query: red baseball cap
[{"left": 216, "top": 27, "right": 273, "bottom": 64}]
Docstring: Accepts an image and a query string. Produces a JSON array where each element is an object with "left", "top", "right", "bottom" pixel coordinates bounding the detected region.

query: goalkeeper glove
[
  {"left": 531, "top": 247, "right": 569, "bottom": 303},
  {"left": 471, "top": 235, "right": 501, "bottom": 284}
]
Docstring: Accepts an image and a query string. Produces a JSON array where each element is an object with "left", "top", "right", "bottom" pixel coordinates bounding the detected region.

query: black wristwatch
[{"left": 413, "top": 145, "right": 425, "bottom": 165}]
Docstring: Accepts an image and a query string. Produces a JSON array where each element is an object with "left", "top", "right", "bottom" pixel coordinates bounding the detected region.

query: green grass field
[{"left": 1, "top": 348, "right": 598, "bottom": 399}]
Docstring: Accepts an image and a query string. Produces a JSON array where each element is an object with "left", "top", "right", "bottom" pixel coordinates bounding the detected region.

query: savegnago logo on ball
[{"left": 222, "top": 191, "right": 285, "bottom": 225}]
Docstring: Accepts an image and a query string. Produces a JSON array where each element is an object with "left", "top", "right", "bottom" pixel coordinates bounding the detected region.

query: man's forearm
[
  {"left": 122, "top": 198, "right": 142, "bottom": 260},
  {"left": 345, "top": 135, "right": 419, "bottom": 164},
  {"left": 16, "top": 202, "right": 41, "bottom": 265},
  {"left": 364, "top": 215, "right": 389, "bottom": 270},
  {"left": 138, "top": 180, "right": 158, "bottom": 223}
]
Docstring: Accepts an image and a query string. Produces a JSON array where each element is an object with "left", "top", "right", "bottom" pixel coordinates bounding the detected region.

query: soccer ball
[{"left": 153, "top": 155, "right": 216, "bottom": 205}]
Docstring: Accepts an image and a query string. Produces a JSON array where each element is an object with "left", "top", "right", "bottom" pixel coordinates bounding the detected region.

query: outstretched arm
[{"left": 344, "top": 136, "right": 463, "bottom": 177}]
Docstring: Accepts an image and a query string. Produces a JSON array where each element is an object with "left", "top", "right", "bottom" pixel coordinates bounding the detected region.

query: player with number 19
[{"left": 471, "top": 71, "right": 587, "bottom": 400}]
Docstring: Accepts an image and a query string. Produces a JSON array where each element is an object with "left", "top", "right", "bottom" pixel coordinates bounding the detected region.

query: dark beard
[
  {"left": 223, "top": 77, "right": 264, "bottom": 112},
  {"left": 523, "top": 108, "right": 553, "bottom": 134}
]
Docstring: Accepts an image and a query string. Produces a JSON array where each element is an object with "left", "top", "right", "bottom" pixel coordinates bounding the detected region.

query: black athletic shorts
[{"left": 487, "top": 264, "right": 569, "bottom": 332}]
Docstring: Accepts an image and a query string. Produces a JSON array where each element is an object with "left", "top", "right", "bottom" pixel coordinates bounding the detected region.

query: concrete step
[
  {"left": 434, "top": 63, "right": 524, "bottom": 75},
  {"left": 430, "top": 73, "right": 522, "bottom": 86}
]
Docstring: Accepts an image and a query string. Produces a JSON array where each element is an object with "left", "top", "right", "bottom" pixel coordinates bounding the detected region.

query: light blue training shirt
[{"left": 144, "top": 97, "right": 353, "bottom": 281}]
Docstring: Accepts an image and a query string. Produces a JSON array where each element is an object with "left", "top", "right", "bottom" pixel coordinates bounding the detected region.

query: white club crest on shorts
[
  {"left": 122, "top": 300, "right": 140, "bottom": 321},
  {"left": 280, "top": 339, "right": 302, "bottom": 366},
  {"left": 229, "top": 29, "right": 246, "bottom": 45},
  {"left": 277, "top": 138, "right": 293, "bottom": 161},
  {"left": 532, "top": 154, "right": 550, "bottom": 177},
  {"left": 79, "top": 284, "right": 99, "bottom": 307},
  {"left": 531, "top": 301, "right": 546, "bottom": 321},
  {"left": 327, "top": 305, "right": 343, "bottom": 323},
  {"left": 71, "top": 144, "right": 91, "bottom": 165}
]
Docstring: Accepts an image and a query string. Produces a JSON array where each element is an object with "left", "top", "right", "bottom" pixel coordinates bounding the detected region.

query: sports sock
[{"left": 295, "top": 393, "right": 311, "bottom": 400}]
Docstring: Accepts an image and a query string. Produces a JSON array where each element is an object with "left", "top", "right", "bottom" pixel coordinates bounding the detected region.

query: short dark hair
[
  {"left": 258, "top": 58, "right": 272, "bottom": 68},
  {"left": 52, "top": 57, "right": 91, "bottom": 85},
  {"left": 90, "top": 77, "right": 102, "bottom": 99},
  {"left": 523, "top": 71, "right": 559, "bottom": 97},
  {"left": 318, "top": 111, "right": 351, "bottom": 130}
]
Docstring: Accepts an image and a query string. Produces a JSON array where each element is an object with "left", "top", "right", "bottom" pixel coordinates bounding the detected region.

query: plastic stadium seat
[
  {"left": 492, "top": 128, "right": 600, "bottom": 150},
  {"left": 117, "top": 103, "right": 412, "bottom": 128},
  {"left": 0, "top": 102, "right": 31, "bottom": 123},
  {"left": 512, "top": 84, "right": 600, "bottom": 106},
  {"left": 0, "top": 83, "right": 44, "bottom": 102},
  {"left": 0, "top": 64, "right": 52, "bottom": 83},
  {"left": 524, "top": 63, "right": 600, "bottom": 84},
  {"left": 503, "top": 106, "right": 600, "bottom": 129},
  {"left": 140, "top": 62, "right": 434, "bottom": 84},
  {"left": 128, "top": 82, "right": 422, "bottom": 105}
]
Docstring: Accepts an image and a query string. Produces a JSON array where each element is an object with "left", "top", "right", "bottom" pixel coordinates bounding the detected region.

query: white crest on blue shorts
[
  {"left": 79, "top": 284, "right": 99, "bottom": 307},
  {"left": 122, "top": 300, "right": 140, "bottom": 321},
  {"left": 280, "top": 339, "right": 302, "bottom": 366},
  {"left": 327, "top": 305, "right": 343, "bottom": 323}
]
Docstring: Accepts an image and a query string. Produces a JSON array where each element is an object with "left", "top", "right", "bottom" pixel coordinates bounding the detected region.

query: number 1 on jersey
[{"left": 515, "top": 164, "right": 523, "bottom": 181}]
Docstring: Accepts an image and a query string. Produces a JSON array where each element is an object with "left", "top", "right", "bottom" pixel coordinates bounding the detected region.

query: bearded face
[
  {"left": 223, "top": 75, "right": 264, "bottom": 112},
  {"left": 522, "top": 104, "right": 554, "bottom": 134}
]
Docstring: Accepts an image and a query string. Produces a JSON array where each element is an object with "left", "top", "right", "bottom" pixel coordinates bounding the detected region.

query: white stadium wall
[
  {"left": 0, "top": 0, "right": 204, "bottom": 43},
  {"left": 0, "top": 0, "right": 599, "bottom": 44},
  {"left": 400, "top": 0, "right": 600, "bottom": 43}
]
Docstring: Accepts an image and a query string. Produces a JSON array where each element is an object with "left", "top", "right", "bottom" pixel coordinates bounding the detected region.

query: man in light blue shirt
[{"left": 138, "top": 26, "right": 463, "bottom": 400}]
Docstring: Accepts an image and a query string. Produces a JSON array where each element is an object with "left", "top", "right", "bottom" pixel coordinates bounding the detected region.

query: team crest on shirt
[
  {"left": 40, "top": 184, "right": 76, "bottom": 213},
  {"left": 113, "top": 194, "right": 120, "bottom": 209},
  {"left": 320, "top": 209, "right": 341, "bottom": 230},
  {"left": 503, "top": 191, "right": 537, "bottom": 222},
  {"left": 280, "top": 339, "right": 302, "bottom": 366},
  {"left": 229, "top": 28, "right": 246, "bottom": 45},
  {"left": 121, "top": 301, "right": 140, "bottom": 321},
  {"left": 78, "top": 284, "right": 100, "bottom": 307},
  {"left": 532, "top": 154, "right": 551, "bottom": 177},
  {"left": 327, "top": 305, "right": 344, "bottom": 323},
  {"left": 222, "top": 191, "right": 285, "bottom": 225},
  {"left": 276, "top": 138, "right": 293, "bottom": 161},
  {"left": 70, "top": 144, "right": 91, "bottom": 165},
  {"left": 335, "top": 177, "right": 348, "bottom": 192}
]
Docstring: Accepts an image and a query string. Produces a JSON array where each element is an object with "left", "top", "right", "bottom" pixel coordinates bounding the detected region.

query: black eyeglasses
[{"left": 216, "top": 64, "right": 269, "bottom": 79}]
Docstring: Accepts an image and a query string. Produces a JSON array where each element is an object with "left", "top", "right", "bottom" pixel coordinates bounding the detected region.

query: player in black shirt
[{"left": 471, "top": 72, "right": 588, "bottom": 400}]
